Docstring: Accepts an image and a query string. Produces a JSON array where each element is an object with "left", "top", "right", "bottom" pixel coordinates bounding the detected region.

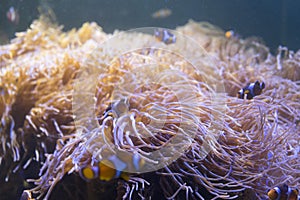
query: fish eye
[{"left": 80, "top": 165, "right": 98, "bottom": 181}]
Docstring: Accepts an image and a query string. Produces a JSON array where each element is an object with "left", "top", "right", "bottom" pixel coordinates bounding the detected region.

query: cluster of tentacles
[{"left": 0, "top": 18, "right": 299, "bottom": 200}]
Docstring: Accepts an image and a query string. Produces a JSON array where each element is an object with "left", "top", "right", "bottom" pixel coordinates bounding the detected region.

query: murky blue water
[{"left": 1, "top": 0, "right": 299, "bottom": 52}]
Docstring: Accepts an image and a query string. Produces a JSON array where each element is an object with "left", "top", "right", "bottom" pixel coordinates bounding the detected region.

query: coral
[{"left": 0, "top": 18, "right": 299, "bottom": 200}]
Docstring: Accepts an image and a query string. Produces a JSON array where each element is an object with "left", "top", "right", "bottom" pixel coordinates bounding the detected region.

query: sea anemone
[{"left": 0, "top": 18, "right": 299, "bottom": 200}]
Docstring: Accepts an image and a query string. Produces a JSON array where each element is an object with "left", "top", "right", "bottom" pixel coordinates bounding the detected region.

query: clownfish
[
  {"left": 79, "top": 153, "right": 145, "bottom": 182},
  {"left": 6, "top": 6, "right": 19, "bottom": 25},
  {"left": 238, "top": 80, "right": 265, "bottom": 100},
  {"left": 267, "top": 184, "right": 299, "bottom": 200},
  {"left": 20, "top": 190, "right": 34, "bottom": 200},
  {"left": 154, "top": 29, "right": 176, "bottom": 45},
  {"left": 151, "top": 8, "right": 172, "bottom": 19},
  {"left": 225, "top": 30, "right": 240, "bottom": 39}
]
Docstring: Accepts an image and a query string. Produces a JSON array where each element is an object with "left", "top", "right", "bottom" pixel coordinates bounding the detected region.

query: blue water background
[{"left": 0, "top": 0, "right": 299, "bottom": 52}]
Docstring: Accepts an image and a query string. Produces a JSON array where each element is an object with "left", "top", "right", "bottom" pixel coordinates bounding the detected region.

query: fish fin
[{"left": 120, "top": 172, "right": 130, "bottom": 181}]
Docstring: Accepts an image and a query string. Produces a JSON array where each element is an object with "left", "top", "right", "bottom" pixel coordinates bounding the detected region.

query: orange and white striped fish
[
  {"left": 151, "top": 8, "right": 172, "bottom": 19},
  {"left": 238, "top": 81, "right": 265, "bottom": 100},
  {"left": 6, "top": 6, "right": 19, "bottom": 25},
  {"left": 225, "top": 30, "right": 240, "bottom": 39},
  {"left": 79, "top": 153, "right": 145, "bottom": 182},
  {"left": 267, "top": 184, "right": 299, "bottom": 200},
  {"left": 154, "top": 29, "right": 176, "bottom": 45}
]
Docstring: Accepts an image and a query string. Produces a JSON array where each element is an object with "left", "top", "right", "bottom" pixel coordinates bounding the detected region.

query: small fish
[
  {"left": 154, "top": 29, "right": 176, "bottom": 45},
  {"left": 20, "top": 190, "right": 34, "bottom": 200},
  {"left": 79, "top": 153, "right": 145, "bottom": 182},
  {"left": 238, "top": 80, "right": 265, "bottom": 100},
  {"left": 6, "top": 6, "right": 20, "bottom": 25},
  {"left": 267, "top": 184, "right": 299, "bottom": 200},
  {"left": 151, "top": 8, "right": 172, "bottom": 19},
  {"left": 225, "top": 30, "right": 240, "bottom": 39}
]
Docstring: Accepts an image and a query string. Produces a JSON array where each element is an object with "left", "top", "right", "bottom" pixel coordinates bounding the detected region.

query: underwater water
[
  {"left": 0, "top": 1, "right": 299, "bottom": 200},
  {"left": 1, "top": 0, "right": 300, "bottom": 51}
]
